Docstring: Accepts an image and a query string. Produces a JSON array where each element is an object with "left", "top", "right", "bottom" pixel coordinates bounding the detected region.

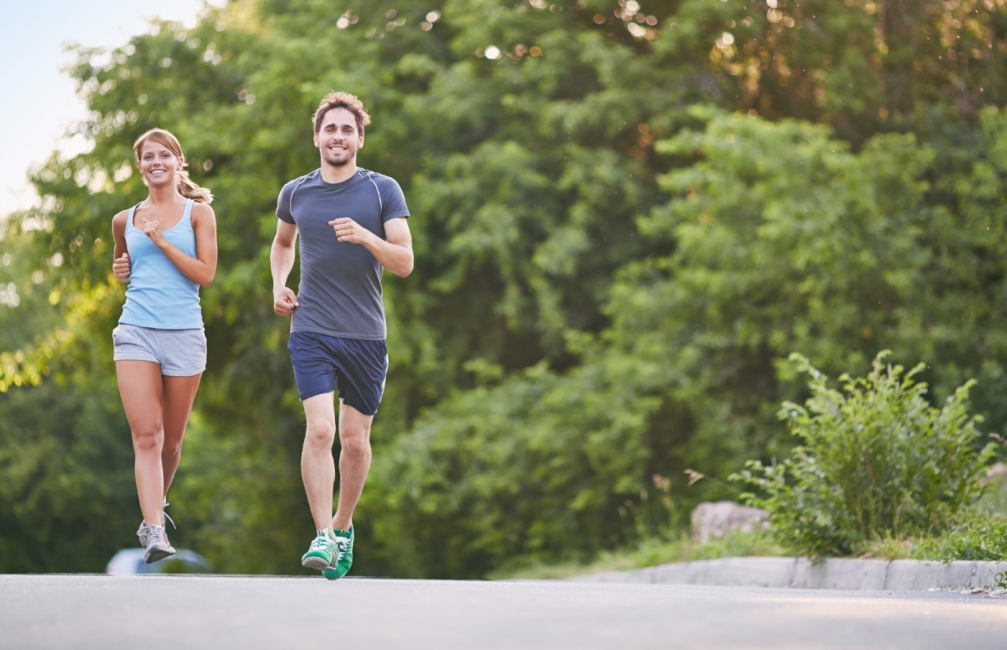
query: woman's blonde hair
[{"left": 132, "top": 128, "right": 213, "bottom": 204}]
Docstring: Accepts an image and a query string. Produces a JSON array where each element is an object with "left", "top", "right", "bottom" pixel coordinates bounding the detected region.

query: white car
[{"left": 106, "top": 548, "right": 212, "bottom": 575}]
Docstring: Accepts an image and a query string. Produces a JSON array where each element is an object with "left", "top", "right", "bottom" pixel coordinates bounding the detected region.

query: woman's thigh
[
  {"left": 162, "top": 374, "right": 202, "bottom": 446},
  {"left": 116, "top": 360, "right": 164, "bottom": 436}
]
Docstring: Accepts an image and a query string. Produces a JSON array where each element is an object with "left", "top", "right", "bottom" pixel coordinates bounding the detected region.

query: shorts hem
[
  {"left": 113, "top": 352, "right": 159, "bottom": 364},
  {"left": 161, "top": 367, "right": 206, "bottom": 377},
  {"left": 298, "top": 386, "right": 336, "bottom": 402},
  {"left": 341, "top": 398, "right": 379, "bottom": 417}
]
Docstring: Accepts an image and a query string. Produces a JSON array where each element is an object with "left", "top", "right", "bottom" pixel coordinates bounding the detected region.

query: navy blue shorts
[{"left": 287, "top": 331, "right": 388, "bottom": 416}]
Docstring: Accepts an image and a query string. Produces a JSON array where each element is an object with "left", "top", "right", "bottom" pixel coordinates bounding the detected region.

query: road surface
[{"left": 2, "top": 575, "right": 1005, "bottom": 649}]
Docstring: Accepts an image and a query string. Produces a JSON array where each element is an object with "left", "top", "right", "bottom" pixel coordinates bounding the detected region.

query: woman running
[{"left": 110, "top": 128, "right": 217, "bottom": 563}]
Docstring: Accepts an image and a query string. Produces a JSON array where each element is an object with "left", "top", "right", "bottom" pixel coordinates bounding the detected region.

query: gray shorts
[{"left": 112, "top": 324, "right": 207, "bottom": 376}]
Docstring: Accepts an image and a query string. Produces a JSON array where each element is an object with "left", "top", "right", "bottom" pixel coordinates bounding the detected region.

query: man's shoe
[
  {"left": 138, "top": 522, "right": 176, "bottom": 564},
  {"left": 322, "top": 527, "right": 353, "bottom": 580},
  {"left": 301, "top": 530, "right": 339, "bottom": 570}
]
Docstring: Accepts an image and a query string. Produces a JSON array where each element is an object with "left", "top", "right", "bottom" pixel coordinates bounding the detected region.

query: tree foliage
[{"left": 2, "top": 0, "right": 1007, "bottom": 575}]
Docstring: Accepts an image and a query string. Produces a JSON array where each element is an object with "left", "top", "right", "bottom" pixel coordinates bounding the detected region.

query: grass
[
  {"left": 492, "top": 528, "right": 785, "bottom": 580},
  {"left": 495, "top": 472, "right": 1007, "bottom": 580}
]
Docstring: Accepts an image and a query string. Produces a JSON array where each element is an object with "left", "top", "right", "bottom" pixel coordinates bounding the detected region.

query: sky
[{"left": 0, "top": 0, "right": 210, "bottom": 218}]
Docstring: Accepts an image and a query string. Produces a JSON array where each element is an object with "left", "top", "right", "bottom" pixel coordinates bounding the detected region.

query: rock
[
  {"left": 986, "top": 462, "right": 1007, "bottom": 480},
  {"left": 691, "top": 501, "right": 768, "bottom": 542}
]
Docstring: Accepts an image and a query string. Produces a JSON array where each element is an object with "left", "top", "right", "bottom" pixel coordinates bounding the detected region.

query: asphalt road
[{"left": 2, "top": 575, "right": 1006, "bottom": 649}]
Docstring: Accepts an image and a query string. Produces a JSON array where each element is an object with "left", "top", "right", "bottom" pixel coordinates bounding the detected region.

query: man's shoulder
[
  {"left": 281, "top": 169, "right": 322, "bottom": 196},
  {"left": 356, "top": 168, "right": 401, "bottom": 190}
]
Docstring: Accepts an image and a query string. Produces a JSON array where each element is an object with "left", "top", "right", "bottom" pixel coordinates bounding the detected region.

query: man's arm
[
  {"left": 271, "top": 219, "right": 300, "bottom": 316},
  {"left": 329, "top": 216, "right": 413, "bottom": 278}
]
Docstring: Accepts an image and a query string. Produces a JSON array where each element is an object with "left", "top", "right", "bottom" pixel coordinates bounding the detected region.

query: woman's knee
[
  {"left": 132, "top": 424, "right": 163, "bottom": 452},
  {"left": 161, "top": 439, "right": 183, "bottom": 457}
]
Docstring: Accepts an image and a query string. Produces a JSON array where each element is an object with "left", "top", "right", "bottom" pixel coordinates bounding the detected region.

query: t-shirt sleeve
[
  {"left": 377, "top": 176, "right": 410, "bottom": 222},
  {"left": 276, "top": 180, "right": 296, "bottom": 224}
]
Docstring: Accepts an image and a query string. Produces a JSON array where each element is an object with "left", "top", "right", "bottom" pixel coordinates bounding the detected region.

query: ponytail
[{"left": 177, "top": 169, "right": 213, "bottom": 204}]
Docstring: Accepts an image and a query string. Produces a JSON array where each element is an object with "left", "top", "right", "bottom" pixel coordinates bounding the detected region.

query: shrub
[
  {"left": 733, "top": 351, "right": 996, "bottom": 557},
  {"left": 911, "top": 514, "right": 1007, "bottom": 562}
]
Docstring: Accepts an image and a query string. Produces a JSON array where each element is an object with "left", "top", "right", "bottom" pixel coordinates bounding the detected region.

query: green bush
[
  {"left": 911, "top": 514, "right": 1007, "bottom": 562},
  {"left": 733, "top": 352, "right": 996, "bottom": 557}
]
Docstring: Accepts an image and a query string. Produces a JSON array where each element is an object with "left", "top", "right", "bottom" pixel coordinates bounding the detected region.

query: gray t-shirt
[{"left": 277, "top": 168, "right": 409, "bottom": 340}]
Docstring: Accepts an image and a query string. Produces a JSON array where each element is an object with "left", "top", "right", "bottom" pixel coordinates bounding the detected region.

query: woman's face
[{"left": 137, "top": 140, "right": 181, "bottom": 189}]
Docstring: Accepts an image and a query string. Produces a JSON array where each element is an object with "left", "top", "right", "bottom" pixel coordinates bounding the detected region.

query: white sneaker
[{"left": 137, "top": 522, "right": 176, "bottom": 564}]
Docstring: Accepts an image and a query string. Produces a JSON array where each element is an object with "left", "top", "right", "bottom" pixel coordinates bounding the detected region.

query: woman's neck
[{"left": 145, "top": 184, "right": 184, "bottom": 207}]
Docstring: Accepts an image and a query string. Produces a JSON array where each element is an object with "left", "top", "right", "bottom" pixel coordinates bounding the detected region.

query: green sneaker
[
  {"left": 322, "top": 527, "right": 353, "bottom": 580},
  {"left": 301, "top": 530, "right": 338, "bottom": 570}
]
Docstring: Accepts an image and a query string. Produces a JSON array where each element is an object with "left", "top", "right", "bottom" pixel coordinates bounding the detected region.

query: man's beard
[{"left": 323, "top": 149, "right": 353, "bottom": 167}]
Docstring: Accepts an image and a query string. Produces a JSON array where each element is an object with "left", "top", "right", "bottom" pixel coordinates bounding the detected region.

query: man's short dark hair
[{"left": 313, "top": 91, "right": 371, "bottom": 135}]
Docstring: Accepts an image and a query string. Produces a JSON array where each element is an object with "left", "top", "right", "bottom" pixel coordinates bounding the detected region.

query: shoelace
[
  {"left": 138, "top": 523, "right": 162, "bottom": 548},
  {"left": 145, "top": 524, "right": 170, "bottom": 549},
  {"left": 308, "top": 534, "right": 333, "bottom": 552},
  {"left": 334, "top": 536, "right": 350, "bottom": 554},
  {"left": 162, "top": 500, "right": 176, "bottom": 529}
]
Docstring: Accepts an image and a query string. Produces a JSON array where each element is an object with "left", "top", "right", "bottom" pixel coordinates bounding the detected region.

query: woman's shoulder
[
  {"left": 190, "top": 201, "right": 216, "bottom": 236},
  {"left": 190, "top": 201, "right": 216, "bottom": 221},
  {"left": 111, "top": 208, "right": 132, "bottom": 231}
]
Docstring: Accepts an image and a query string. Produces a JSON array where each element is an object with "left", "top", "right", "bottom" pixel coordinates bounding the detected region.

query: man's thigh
[
  {"left": 333, "top": 338, "right": 387, "bottom": 417},
  {"left": 288, "top": 331, "right": 339, "bottom": 401}
]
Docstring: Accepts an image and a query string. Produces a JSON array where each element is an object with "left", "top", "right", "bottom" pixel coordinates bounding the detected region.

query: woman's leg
[
  {"left": 116, "top": 360, "right": 166, "bottom": 525},
  {"left": 161, "top": 373, "right": 202, "bottom": 496}
]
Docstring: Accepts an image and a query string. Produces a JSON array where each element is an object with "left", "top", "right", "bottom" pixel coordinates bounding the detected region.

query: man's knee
[
  {"left": 339, "top": 426, "right": 371, "bottom": 457},
  {"left": 305, "top": 417, "right": 337, "bottom": 449}
]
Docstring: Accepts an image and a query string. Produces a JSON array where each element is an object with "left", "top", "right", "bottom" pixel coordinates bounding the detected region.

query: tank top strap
[
  {"left": 181, "top": 198, "right": 194, "bottom": 226},
  {"left": 126, "top": 203, "right": 141, "bottom": 232}
]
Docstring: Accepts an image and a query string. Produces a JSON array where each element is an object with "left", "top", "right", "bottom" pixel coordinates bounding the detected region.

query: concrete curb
[{"left": 573, "top": 557, "right": 1007, "bottom": 591}]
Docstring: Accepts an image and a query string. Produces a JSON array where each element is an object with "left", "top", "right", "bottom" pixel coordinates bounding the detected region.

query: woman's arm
[
  {"left": 141, "top": 203, "right": 218, "bottom": 287},
  {"left": 111, "top": 211, "right": 130, "bottom": 282}
]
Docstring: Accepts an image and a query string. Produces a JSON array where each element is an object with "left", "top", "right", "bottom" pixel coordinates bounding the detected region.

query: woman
[{"left": 111, "top": 128, "right": 217, "bottom": 563}]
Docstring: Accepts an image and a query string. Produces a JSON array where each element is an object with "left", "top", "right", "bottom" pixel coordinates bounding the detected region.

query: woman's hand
[
  {"left": 113, "top": 253, "right": 131, "bottom": 282},
  {"left": 141, "top": 218, "right": 167, "bottom": 248}
]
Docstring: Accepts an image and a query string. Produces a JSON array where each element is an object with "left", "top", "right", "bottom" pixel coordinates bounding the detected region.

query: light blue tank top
[{"left": 119, "top": 199, "right": 203, "bottom": 329}]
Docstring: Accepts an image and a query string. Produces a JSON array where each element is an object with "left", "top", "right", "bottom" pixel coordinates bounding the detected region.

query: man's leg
[
  {"left": 332, "top": 399, "right": 374, "bottom": 531},
  {"left": 301, "top": 392, "right": 338, "bottom": 533}
]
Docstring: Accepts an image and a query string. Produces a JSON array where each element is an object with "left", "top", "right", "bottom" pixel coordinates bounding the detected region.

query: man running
[{"left": 270, "top": 91, "right": 412, "bottom": 579}]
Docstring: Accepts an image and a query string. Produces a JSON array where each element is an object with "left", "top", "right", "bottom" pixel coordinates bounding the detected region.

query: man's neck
[{"left": 319, "top": 160, "right": 357, "bottom": 184}]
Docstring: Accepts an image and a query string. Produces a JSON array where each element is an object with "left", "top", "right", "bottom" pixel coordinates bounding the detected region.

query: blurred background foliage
[{"left": 3, "top": 0, "right": 1007, "bottom": 576}]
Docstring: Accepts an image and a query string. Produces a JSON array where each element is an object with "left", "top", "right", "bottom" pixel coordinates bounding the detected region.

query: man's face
[{"left": 313, "top": 107, "right": 364, "bottom": 167}]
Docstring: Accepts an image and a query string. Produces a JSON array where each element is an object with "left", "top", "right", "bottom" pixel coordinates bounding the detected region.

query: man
[{"left": 271, "top": 91, "right": 413, "bottom": 579}]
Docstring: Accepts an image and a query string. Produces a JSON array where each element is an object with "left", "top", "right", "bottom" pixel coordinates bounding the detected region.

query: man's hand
[
  {"left": 274, "top": 287, "right": 299, "bottom": 316},
  {"left": 113, "top": 253, "right": 131, "bottom": 282},
  {"left": 329, "top": 218, "right": 373, "bottom": 245}
]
